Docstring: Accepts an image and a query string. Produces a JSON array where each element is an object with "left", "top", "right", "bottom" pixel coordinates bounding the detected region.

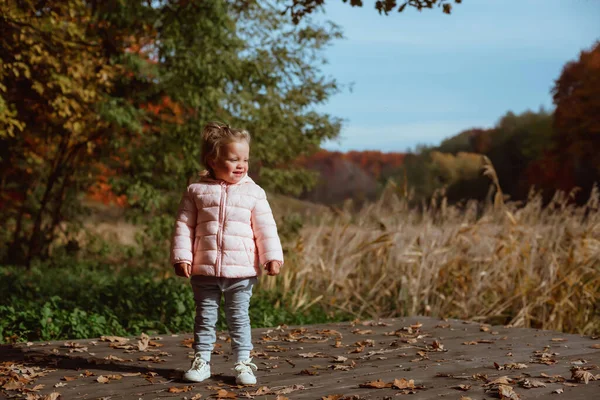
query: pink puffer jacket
[{"left": 170, "top": 174, "right": 284, "bottom": 278}]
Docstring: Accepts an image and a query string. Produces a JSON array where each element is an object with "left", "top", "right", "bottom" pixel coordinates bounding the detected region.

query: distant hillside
[{"left": 297, "top": 150, "right": 406, "bottom": 204}]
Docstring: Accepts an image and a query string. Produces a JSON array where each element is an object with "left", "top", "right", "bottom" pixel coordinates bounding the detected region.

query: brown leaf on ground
[
  {"left": 321, "top": 395, "right": 343, "bottom": 400},
  {"left": 519, "top": 378, "right": 546, "bottom": 388},
  {"left": 460, "top": 397, "right": 473, "bottom": 400},
  {"left": 571, "top": 368, "right": 596, "bottom": 384},
  {"left": 138, "top": 356, "right": 165, "bottom": 363},
  {"left": 334, "top": 339, "right": 343, "bottom": 348},
  {"left": 453, "top": 384, "right": 471, "bottom": 391},
  {"left": 359, "top": 379, "right": 391, "bottom": 389},
  {"left": 96, "top": 375, "right": 122, "bottom": 384},
  {"left": 552, "top": 388, "right": 564, "bottom": 394},
  {"left": 351, "top": 329, "right": 373, "bottom": 335},
  {"left": 104, "top": 355, "right": 131, "bottom": 362},
  {"left": 392, "top": 378, "right": 415, "bottom": 389},
  {"left": 137, "top": 333, "right": 150, "bottom": 351},
  {"left": 300, "top": 369, "right": 319, "bottom": 375},
  {"left": 494, "top": 362, "right": 528, "bottom": 370},
  {"left": 121, "top": 372, "right": 142, "bottom": 377},
  {"left": 100, "top": 335, "right": 129, "bottom": 344},
  {"left": 275, "top": 384, "right": 305, "bottom": 395},
  {"left": 462, "top": 341, "right": 478, "bottom": 345},
  {"left": 191, "top": 394, "right": 202, "bottom": 400},
  {"left": 25, "top": 393, "right": 61, "bottom": 400},
  {"left": 247, "top": 386, "right": 271, "bottom": 396},
  {"left": 275, "top": 396, "right": 289, "bottom": 400},
  {"left": 168, "top": 385, "right": 193, "bottom": 393},
  {"left": 316, "top": 329, "right": 343, "bottom": 337},
  {"left": 354, "top": 339, "right": 375, "bottom": 347},
  {"left": 61, "top": 376, "right": 77, "bottom": 382},
  {"left": 348, "top": 345, "right": 364, "bottom": 354},
  {"left": 484, "top": 376, "right": 512, "bottom": 387},
  {"left": 431, "top": 340, "right": 444, "bottom": 351},
  {"left": 591, "top": 344, "right": 600, "bottom": 349},
  {"left": 2, "top": 379, "right": 24, "bottom": 391},
  {"left": 497, "top": 384, "right": 520, "bottom": 400},
  {"left": 181, "top": 338, "right": 194, "bottom": 348},
  {"left": 332, "top": 356, "right": 348, "bottom": 363},
  {"left": 54, "top": 382, "right": 67, "bottom": 388},
  {"left": 216, "top": 389, "right": 237, "bottom": 398},
  {"left": 551, "top": 338, "right": 567, "bottom": 342},
  {"left": 298, "top": 352, "right": 326, "bottom": 358}
]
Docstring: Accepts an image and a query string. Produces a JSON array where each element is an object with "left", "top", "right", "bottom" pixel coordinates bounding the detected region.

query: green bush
[{"left": 0, "top": 258, "right": 349, "bottom": 343}]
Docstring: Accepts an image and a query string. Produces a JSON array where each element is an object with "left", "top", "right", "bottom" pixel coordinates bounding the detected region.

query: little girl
[{"left": 170, "top": 122, "right": 283, "bottom": 385}]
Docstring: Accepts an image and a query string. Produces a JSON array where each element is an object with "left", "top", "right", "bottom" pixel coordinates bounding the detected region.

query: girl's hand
[
  {"left": 174, "top": 262, "right": 192, "bottom": 278},
  {"left": 265, "top": 261, "right": 281, "bottom": 276}
]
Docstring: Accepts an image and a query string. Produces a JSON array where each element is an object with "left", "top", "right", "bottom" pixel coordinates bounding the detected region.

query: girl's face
[{"left": 209, "top": 140, "right": 250, "bottom": 184}]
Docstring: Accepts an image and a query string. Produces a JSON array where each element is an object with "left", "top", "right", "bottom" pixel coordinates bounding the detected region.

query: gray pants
[{"left": 190, "top": 276, "right": 256, "bottom": 362}]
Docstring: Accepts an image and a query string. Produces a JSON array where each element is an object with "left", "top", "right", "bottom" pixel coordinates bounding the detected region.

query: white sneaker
[
  {"left": 183, "top": 354, "right": 211, "bottom": 383},
  {"left": 234, "top": 358, "right": 257, "bottom": 385}
]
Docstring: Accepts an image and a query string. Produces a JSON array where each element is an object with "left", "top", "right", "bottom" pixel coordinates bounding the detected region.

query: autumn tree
[
  {"left": 548, "top": 40, "right": 600, "bottom": 200},
  {"left": 0, "top": 0, "right": 342, "bottom": 266}
]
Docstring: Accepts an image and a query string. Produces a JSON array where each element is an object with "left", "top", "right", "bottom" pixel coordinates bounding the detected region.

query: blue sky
[{"left": 317, "top": 0, "right": 600, "bottom": 152}]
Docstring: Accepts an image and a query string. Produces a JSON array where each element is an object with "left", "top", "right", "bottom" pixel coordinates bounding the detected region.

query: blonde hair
[{"left": 200, "top": 122, "right": 251, "bottom": 177}]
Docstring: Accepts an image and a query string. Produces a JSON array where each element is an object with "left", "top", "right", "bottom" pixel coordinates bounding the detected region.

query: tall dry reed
[{"left": 262, "top": 161, "right": 600, "bottom": 335}]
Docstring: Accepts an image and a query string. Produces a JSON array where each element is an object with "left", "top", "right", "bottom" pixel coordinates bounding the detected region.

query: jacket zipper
[{"left": 215, "top": 182, "right": 228, "bottom": 277}]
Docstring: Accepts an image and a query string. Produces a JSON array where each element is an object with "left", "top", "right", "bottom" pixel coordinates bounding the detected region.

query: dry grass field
[{"left": 262, "top": 181, "right": 600, "bottom": 336}]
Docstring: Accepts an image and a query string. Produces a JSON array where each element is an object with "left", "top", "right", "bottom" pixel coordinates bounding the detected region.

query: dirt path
[{"left": 1, "top": 317, "right": 599, "bottom": 399}]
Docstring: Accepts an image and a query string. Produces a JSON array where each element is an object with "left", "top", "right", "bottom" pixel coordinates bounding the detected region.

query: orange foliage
[{"left": 298, "top": 149, "right": 405, "bottom": 179}]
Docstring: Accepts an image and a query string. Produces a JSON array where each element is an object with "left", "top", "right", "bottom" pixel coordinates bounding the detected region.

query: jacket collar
[{"left": 198, "top": 172, "right": 254, "bottom": 186}]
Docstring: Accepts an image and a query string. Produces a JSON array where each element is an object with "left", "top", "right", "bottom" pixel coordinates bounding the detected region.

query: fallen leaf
[
  {"left": 498, "top": 384, "right": 520, "bottom": 400},
  {"left": 321, "top": 396, "right": 343, "bottom": 400},
  {"left": 484, "top": 376, "right": 512, "bottom": 387},
  {"left": 168, "top": 385, "right": 193, "bottom": 393},
  {"left": 392, "top": 378, "right": 415, "bottom": 389},
  {"left": 359, "top": 379, "right": 390, "bottom": 389},
  {"left": 551, "top": 338, "right": 567, "bottom": 342},
  {"left": 520, "top": 378, "right": 546, "bottom": 388},
  {"left": 453, "top": 384, "right": 471, "bottom": 391},
  {"left": 300, "top": 369, "right": 319, "bottom": 375},
  {"left": 275, "top": 396, "right": 289, "bottom": 400},
  {"left": 3, "top": 380, "right": 24, "bottom": 390},
  {"left": 248, "top": 386, "right": 271, "bottom": 396},
  {"left": 552, "top": 388, "right": 564, "bottom": 394},
  {"left": 591, "top": 344, "right": 600, "bottom": 349},
  {"left": 191, "top": 394, "right": 202, "bottom": 400},
  {"left": 216, "top": 389, "right": 237, "bottom": 398},
  {"left": 332, "top": 356, "right": 348, "bottom": 363},
  {"left": 61, "top": 376, "right": 78, "bottom": 382},
  {"left": 121, "top": 372, "right": 141, "bottom": 377},
  {"left": 137, "top": 333, "right": 150, "bottom": 351},
  {"left": 104, "top": 355, "right": 131, "bottom": 362},
  {"left": 571, "top": 369, "right": 596, "bottom": 384},
  {"left": 275, "top": 384, "right": 305, "bottom": 395},
  {"left": 54, "top": 382, "right": 67, "bottom": 388},
  {"left": 351, "top": 329, "right": 373, "bottom": 335},
  {"left": 100, "top": 335, "right": 129, "bottom": 344},
  {"left": 298, "top": 352, "right": 326, "bottom": 358},
  {"left": 96, "top": 376, "right": 109, "bottom": 384}
]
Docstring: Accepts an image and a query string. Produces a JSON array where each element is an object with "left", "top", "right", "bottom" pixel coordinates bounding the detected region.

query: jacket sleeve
[
  {"left": 170, "top": 187, "right": 197, "bottom": 266},
  {"left": 251, "top": 189, "right": 284, "bottom": 267}
]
